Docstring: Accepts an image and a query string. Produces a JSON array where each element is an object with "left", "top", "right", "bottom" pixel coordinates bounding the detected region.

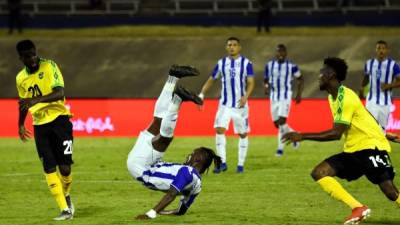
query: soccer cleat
[
  {"left": 213, "top": 163, "right": 227, "bottom": 174},
  {"left": 236, "top": 165, "right": 244, "bottom": 173},
  {"left": 293, "top": 141, "right": 300, "bottom": 150},
  {"left": 169, "top": 65, "right": 200, "bottom": 78},
  {"left": 343, "top": 206, "right": 371, "bottom": 225},
  {"left": 275, "top": 149, "right": 283, "bottom": 157},
  {"left": 53, "top": 209, "right": 73, "bottom": 221},
  {"left": 65, "top": 195, "right": 75, "bottom": 216},
  {"left": 174, "top": 86, "right": 203, "bottom": 105}
]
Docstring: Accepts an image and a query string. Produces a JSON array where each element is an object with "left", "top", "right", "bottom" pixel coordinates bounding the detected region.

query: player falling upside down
[
  {"left": 127, "top": 65, "right": 222, "bottom": 220},
  {"left": 283, "top": 57, "right": 399, "bottom": 225}
]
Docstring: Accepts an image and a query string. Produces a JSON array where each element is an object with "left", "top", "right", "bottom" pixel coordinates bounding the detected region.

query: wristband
[
  {"left": 198, "top": 93, "right": 204, "bottom": 100},
  {"left": 145, "top": 209, "right": 157, "bottom": 219}
]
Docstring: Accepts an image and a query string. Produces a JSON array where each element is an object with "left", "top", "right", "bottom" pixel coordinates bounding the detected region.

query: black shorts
[
  {"left": 34, "top": 115, "right": 74, "bottom": 171},
  {"left": 325, "top": 149, "right": 395, "bottom": 184}
]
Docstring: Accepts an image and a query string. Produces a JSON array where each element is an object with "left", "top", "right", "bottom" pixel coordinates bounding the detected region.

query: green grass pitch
[{"left": 0, "top": 137, "right": 399, "bottom": 225}]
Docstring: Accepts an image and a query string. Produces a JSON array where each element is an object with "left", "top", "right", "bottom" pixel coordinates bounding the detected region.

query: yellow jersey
[
  {"left": 328, "top": 85, "right": 391, "bottom": 153},
  {"left": 16, "top": 58, "right": 71, "bottom": 125}
]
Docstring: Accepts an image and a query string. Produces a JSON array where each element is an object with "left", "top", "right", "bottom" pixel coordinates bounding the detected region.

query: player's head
[
  {"left": 276, "top": 44, "right": 287, "bottom": 62},
  {"left": 375, "top": 40, "right": 388, "bottom": 60},
  {"left": 225, "top": 37, "right": 241, "bottom": 57},
  {"left": 16, "top": 40, "right": 39, "bottom": 71},
  {"left": 186, "top": 147, "right": 222, "bottom": 174},
  {"left": 319, "top": 57, "right": 348, "bottom": 91}
]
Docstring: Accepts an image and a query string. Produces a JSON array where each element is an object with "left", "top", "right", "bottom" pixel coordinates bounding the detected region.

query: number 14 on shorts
[{"left": 369, "top": 154, "right": 391, "bottom": 168}]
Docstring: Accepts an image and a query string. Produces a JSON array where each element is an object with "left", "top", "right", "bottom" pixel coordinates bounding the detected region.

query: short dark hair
[
  {"left": 323, "top": 57, "right": 348, "bottom": 82},
  {"left": 16, "top": 40, "right": 36, "bottom": 54},
  {"left": 376, "top": 40, "right": 388, "bottom": 46},
  {"left": 277, "top": 44, "right": 287, "bottom": 51},
  {"left": 226, "top": 36, "right": 240, "bottom": 44}
]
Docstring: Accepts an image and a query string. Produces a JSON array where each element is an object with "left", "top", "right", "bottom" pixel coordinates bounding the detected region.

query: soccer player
[
  {"left": 15, "top": 40, "right": 74, "bottom": 220},
  {"left": 359, "top": 40, "right": 400, "bottom": 130},
  {"left": 198, "top": 37, "right": 255, "bottom": 173},
  {"left": 127, "top": 65, "right": 222, "bottom": 220},
  {"left": 264, "top": 44, "right": 304, "bottom": 156},
  {"left": 283, "top": 57, "right": 399, "bottom": 225}
]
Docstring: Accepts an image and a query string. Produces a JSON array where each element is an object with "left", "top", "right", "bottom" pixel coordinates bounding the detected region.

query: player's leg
[
  {"left": 34, "top": 124, "right": 71, "bottom": 220},
  {"left": 276, "top": 117, "right": 287, "bottom": 156},
  {"left": 152, "top": 86, "right": 203, "bottom": 152},
  {"left": 147, "top": 65, "right": 200, "bottom": 136},
  {"left": 52, "top": 116, "right": 75, "bottom": 219},
  {"left": 378, "top": 180, "right": 400, "bottom": 204},
  {"left": 233, "top": 107, "right": 250, "bottom": 173},
  {"left": 213, "top": 106, "right": 230, "bottom": 173}
]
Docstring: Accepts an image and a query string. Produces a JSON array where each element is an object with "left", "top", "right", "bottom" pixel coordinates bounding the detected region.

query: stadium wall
[{"left": 1, "top": 99, "right": 399, "bottom": 137}]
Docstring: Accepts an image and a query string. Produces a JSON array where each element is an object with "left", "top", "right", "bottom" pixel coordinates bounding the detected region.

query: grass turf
[{"left": 0, "top": 137, "right": 399, "bottom": 225}]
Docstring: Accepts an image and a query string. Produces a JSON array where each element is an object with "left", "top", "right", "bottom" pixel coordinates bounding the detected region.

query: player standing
[
  {"left": 15, "top": 40, "right": 74, "bottom": 220},
  {"left": 198, "top": 37, "right": 255, "bottom": 173},
  {"left": 284, "top": 57, "right": 399, "bottom": 225},
  {"left": 359, "top": 40, "right": 400, "bottom": 130},
  {"left": 264, "top": 44, "right": 304, "bottom": 156}
]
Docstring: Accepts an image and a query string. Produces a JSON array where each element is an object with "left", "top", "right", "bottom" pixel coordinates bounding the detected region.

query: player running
[
  {"left": 127, "top": 65, "right": 222, "bottom": 220},
  {"left": 283, "top": 57, "right": 399, "bottom": 225}
]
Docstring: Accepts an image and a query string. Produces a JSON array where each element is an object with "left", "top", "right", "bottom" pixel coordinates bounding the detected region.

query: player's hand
[
  {"left": 386, "top": 132, "right": 400, "bottom": 143},
  {"left": 18, "top": 125, "right": 32, "bottom": 142},
  {"left": 135, "top": 214, "right": 151, "bottom": 220},
  {"left": 197, "top": 93, "right": 204, "bottom": 111},
  {"left": 294, "top": 93, "right": 302, "bottom": 104},
  {"left": 381, "top": 83, "right": 392, "bottom": 91},
  {"left": 282, "top": 132, "right": 302, "bottom": 144},
  {"left": 238, "top": 96, "right": 247, "bottom": 108},
  {"left": 263, "top": 85, "right": 270, "bottom": 96}
]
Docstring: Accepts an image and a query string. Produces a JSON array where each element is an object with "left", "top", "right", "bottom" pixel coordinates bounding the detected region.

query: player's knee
[
  {"left": 311, "top": 167, "right": 328, "bottom": 181},
  {"left": 216, "top": 128, "right": 225, "bottom": 134},
  {"left": 44, "top": 167, "right": 57, "bottom": 174},
  {"left": 277, "top": 118, "right": 286, "bottom": 125},
  {"left": 273, "top": 121, "right": 279, "bottom": 128},
  {"left": 239, "top": 133, "right": 247, "bottom": 138},
  {"left": 59, "top": 165, "right": 71, "bottom": 176}
]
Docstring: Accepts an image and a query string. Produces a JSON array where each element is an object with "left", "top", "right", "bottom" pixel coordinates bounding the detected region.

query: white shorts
[
  {"left": 366, "top": 101, "right": 391, "bottom": 129},
  {"left": 214, "top": 105, "right": 250, "bottom": 134},
  {"left": 127, "top": 131, "right": 164, "bottom": 179},
  {"left": 270, "top": 99, "right": 291, "bottom": 121}
]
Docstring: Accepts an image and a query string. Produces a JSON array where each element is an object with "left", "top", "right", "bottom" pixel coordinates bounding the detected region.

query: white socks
[
  {"left": 160, "top": 95, "right": 182, "bottom": 138},
  {"left": 278, "top": 124, "right": 293, "bottom": 150},
  {"left": 238, "top": 137, "right": 249, "bottom": 166},
  {"left": 154, "top": 76, "right": 179, "bottom": 118},
  {"left": 215, "top": 134, "right": 227, "bottom": 163}
]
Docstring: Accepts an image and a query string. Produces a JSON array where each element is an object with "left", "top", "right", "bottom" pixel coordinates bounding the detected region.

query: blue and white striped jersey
[
  {"left": 137, "top": 162, "right": 201, "bottom": 210},
  {"left": 264, "top": 59, "right": 301, "bottom": 101},
  {"left": 211, "top": 55, "right": 254, "bottom": 108},
  {"left": 365, "top": 58, "right": 400, "bottom": 105}
]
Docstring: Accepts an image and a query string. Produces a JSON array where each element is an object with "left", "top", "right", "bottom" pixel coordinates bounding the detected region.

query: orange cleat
[{"left": 344, "top": 206, "right": 371, "bottom": 225}]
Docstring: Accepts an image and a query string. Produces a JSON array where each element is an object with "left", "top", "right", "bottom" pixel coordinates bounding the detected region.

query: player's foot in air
[
  {"left": 213, "top": 163, "right": 227, "bottom": 174},
  {"left": 343, "top": 206, "right": 371, "bottom": 225},
  {"left": 53, "top": 209, "right": 73, "bottom": 221},
  {"left": 236, "top": 165, "right": 244, "bottom": 173},
  {"left": 275, "top": 149, "right": 283, "bottom": 157},
  {"left": 65, "top": 195, "right": 75, "bottom": 216},
  {"left": 169, "top": 65, "right": 200, "bottom": 78},
  {"left": 174, "top": 86, "right": 203, "bottom": 105}
]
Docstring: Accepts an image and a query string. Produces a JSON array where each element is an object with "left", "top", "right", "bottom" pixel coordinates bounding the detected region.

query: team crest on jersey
[{"left": 38, "top": 72, "right": 44, "bottom": 79}]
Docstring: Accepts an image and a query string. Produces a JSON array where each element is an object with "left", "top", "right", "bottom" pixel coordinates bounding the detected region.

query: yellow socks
[
  {"left": 396, "top": 195, "right": 400, "bottom": 207},
  {"left": 45, "top": 172, "right": 68, "bottom": 211},
  {"left": 60, "top": 173, "right": 72, "bottom": 196},
  {"left": 317, "top": 176, "right": 363, "bottom": 209}
]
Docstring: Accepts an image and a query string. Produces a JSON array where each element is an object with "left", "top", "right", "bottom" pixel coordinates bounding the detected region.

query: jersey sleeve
[
  {"left": 176, "top": 194, "right": 199, "bottom": 215},
  {"left": 246, "top": 61, "right": 254, "bottom": 77},
  {"left": 333, "top": 90, "right": 355, "bottom": 125},
  {"left": 49, "top": 61, "right": 65, "bottom": 88},
  {"left": 170, "top": 167, "right": 193, "bottom": 193},
  {"left": 16, "top": 77, "right": 25, "bottom": 98},
  {"left": 393, "top": 62, "right": 400, "bottom": 77},
  {"left": 292, "top": 64, "right": 301, "bottom": 78},
  {"left": 211, "top": 63, "right": 220, "bottom": 80}
]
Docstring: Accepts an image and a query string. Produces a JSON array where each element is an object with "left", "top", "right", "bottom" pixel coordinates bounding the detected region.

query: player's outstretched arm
[
  {"left": 359, "top": 75, "right": 369, "bottom": 99},
  {"left": 18, "top": 103, "right": 31, "bottom": 142},
  {"left": 282, "top": 123, "right": 348, "bottom": 144},
  {"left": 294, "top": 75, "right": 304, "bottom": 104},
  {"left": 381, "top": 76, "right": 400, "bottom": 91},
  {"left": 199, "top": 77, "right": 215, "bottom": 99},
  {"left": 135, "top": 187, "right": 179, "bottom": 220},
  {"left": 19, "top": 87, "right": 65, "bottom": 111}
]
